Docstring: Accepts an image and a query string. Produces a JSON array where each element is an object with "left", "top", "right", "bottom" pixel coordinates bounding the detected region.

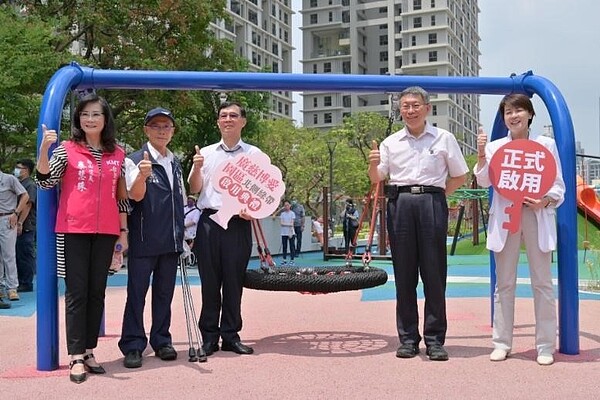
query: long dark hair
[{"left": 71, "top": 93, "right": 117, "bottom": 153}]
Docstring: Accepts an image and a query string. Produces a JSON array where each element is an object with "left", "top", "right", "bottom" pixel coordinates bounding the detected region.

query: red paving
[{"left": 1, "top": 286, "right": 600, "bottom": 399}]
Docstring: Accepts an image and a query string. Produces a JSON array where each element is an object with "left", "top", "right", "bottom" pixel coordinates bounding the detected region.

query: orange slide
[{"left": 576, "top": 176, "right": 600, "bottom": 226}]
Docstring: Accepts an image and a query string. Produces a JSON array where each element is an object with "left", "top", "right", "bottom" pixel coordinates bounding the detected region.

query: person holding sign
[
  {"left": 474, "top": 94, "right": 565, "bottom": 366},
  {"left": 119, "top": 107, "right": 185, "bottom": 368},
  {"left": 368, "top": 86, "right": 468, "bottom": 362},
  {"left": 188, "top": 101, "right": 266, "bottom": 356}
]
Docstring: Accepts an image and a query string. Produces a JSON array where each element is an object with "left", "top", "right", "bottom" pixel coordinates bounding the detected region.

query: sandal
[
  {"left": 69, "top": 359, "right": 87, "bottom": 384},
  {"left": 83, "top": 353, "right": 106, "bottom": 374}
]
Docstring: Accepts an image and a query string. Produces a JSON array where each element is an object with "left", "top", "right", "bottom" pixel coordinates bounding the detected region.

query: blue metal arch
[{"left": 36, "top": 63, "right": 578, "bottom": 370}]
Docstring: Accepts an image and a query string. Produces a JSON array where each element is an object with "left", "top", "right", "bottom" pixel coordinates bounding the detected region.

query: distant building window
[
  {"left": 432, "top": 105, "right": 438, "bottom": 116},
  {"left": 324, "top": 113, "right": 332, "bottom": 123},
  {"left": 379, "top": 51, "right": 388, "bottom": 61},
  {"left": 272, "top": 43, "right": 279, "bottom": 55},
  {"left": 380, "top": 67, "right": 388, "bottom": 74},
  {"left": 414, "top": 17, "right": 422, "bottom": 28},
  {"left": 343, "top": 95, "right": 351, "bottom": 108},
  {"left": 313, "top": 64, "right": 318, "bottom": 73},
  {"left": 411, "top": 53, "right": 417, "bottom": 64},
  {"left": 342, "top": 61, "right": 351, "bottom": 74},
  {"left": 324, "top": 96, "right": 332, "bottom": 106},
  {"left": 310, "top": 0, "right": 317, "bottom": 7},
  {"left": 249, "top": 10, "right": 258, "bottom": 25},
  {"left": 379, "top": 35, "right": 388, "bottom": 45},
  {"left": 411, "top": 36, "right": 416, "bottom": 46},
  {"left": 313, "top": 97, "right": 318, "bottom": 107},
  {"left": 329, "top": 12, "right": 333, "bottom": 22},
  {"left": 310, "top": 14, "right": 318, "bottom": 24},
  {"left": 414, "top": 0, "right": 422, "bottom": 10},
  {"left": 428, "top": 33, "right": 437, "bottom": 44},
  {"left": 272, "top": 62, "right": 279, "bottom": 73},
  {"left": 429, "top": 51, "right": 437, "bottom": 62},
  {"left": 431, "top": 15, "right": 436, "bottom": 26},
  {"left": 379, "top": 7, "right": 387, "bottom": 14},
  {"left": 342, "top": 11, "right": 350, "bottom": 23},
  {"left": 380, "top": 24, "right": 387, "bottom": 30},
  {"left": 313, "top": 114, "right": 318, "bottom": 124},
  {"left": 324, "top": 62, "right": 332, "bottom": 73},
  {"left": 431, "top": 0, "right": 436, "bottom": 7}
]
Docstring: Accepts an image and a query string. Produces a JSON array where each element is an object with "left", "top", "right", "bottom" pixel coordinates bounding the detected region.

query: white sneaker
[
  {"left": 289, "top": 260, "right": 295, "bottom": 266},
  {"left": 536, "top": 353, "right": 554, "bottom": 366},
  {"left": 490, "top": 349, "right": 509, "bottom": 361},
  {"left": 281, "top": 260, "right": 287, "bottom": 266}
]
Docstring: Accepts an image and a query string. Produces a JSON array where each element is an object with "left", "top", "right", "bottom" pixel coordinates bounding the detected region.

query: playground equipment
[
  {"left": 576, "top": 176, "right": 600, "bottom": 226},
  {"left": 36, "top": 64, "right": 579, "bottom": 371}
]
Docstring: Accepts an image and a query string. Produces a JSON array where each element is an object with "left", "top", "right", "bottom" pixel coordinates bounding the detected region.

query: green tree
[
  {"left": 20, "top": 0, "right": 269, "bottom": 176},
  {"left": 0, "top": 6, "right": 71, "bottom": 168}
]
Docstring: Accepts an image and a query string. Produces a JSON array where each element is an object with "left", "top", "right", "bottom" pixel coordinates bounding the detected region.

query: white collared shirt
[
  {"left": 376, "top": 122, "right": 468, "bottom": 188},
  {"left": 125, "top": 142, "right": 176, "bottom": 190},
  {"left": 193, "top": 139, "right": 262, "bottom": 210}
]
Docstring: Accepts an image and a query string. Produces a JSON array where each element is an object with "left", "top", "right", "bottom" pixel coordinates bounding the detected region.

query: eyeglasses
[
  {"left": 218, "top": 113, "right": 241, "bottom": 120},
  {"left": 400, "top": 103, "right": 426, "bottom": 112},
  {"left": 79, "top": 112, "right": 104, "bottom": 120},
  {"left": 146, "top": 124, "right": 174, "bottom": 132}
]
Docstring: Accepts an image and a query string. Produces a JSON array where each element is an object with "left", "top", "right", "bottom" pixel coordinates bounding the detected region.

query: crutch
[
  {"left": 252, "top": 219, "right": 276, "bottom": 273},
  {"left": 179, "top": 247, "right": 207, "bottom": 362}
]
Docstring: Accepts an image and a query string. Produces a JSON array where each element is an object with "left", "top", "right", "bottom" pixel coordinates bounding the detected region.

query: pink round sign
[{"left": 209, "top": 152, "right": 286, "bottom": 229}]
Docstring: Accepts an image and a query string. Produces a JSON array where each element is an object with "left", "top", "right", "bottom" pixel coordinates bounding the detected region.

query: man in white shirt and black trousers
[
  {"left": 188, "top": 101, "right": 263, "bottom": 356},
  {"left": 368, "top": 86, "right": 468, "bottom": 361}
]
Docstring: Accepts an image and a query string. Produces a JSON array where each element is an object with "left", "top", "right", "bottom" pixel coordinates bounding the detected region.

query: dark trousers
[
  {"left": 194, "top": 213, "right": 251, "bottom": 344},
  {"left": 281, "top": 235, "right": 294, "bottom": 260},
  {"left": 16, "top": 230, "right": 36, "bottom": 288},
  {"left": 293, "top": 225, "right": 303, "bottom": 255},
  {"left": 118, "top": 252, "right": 179, "bottom": 354},
  {"left": 63, "top": 233, "right": 116, "bottom": 355},
  {"left": 343, "top": 225, "right": 358, "bottom": 253},
  {"left": 387, "top": 192, "right": 448, "bottom": 347}
]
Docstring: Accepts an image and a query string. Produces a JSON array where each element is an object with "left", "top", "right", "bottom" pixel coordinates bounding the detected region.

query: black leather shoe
[
  {"left": 202, "top": 341, "right": 219, "bottom": 357},
  {"left": 123, "top": 350, "right": 143, "bottom": 368},
  {"left": 69, "top": 359, "right": 87, "bottom": 384},
  {"left": 221, "top": 341, "right": 254, "bottom": 355},
  {"left": 155, "top": 345, "right": 177, "bottom": 361},
  {"left": 426, "top": 345, "right": 449, "bottom": 361},
  {"left": 396, "top": 343, "right": 420, "bottom": 358},
  {"left": 83, "top": 353, "right": 106, "bottom": 374}
]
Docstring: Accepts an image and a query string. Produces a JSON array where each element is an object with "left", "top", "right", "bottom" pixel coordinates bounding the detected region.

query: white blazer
[{"left": 473, "top": 132, "right": 565, "bottom": 253}]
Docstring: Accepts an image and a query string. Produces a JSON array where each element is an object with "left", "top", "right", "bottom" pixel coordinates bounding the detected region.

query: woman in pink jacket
[
  {"left": 37, "top": 94, "right": 129, "bottom": 383},
  {"left": 474, "top": 94, "right": 565, "bottom": 366}
]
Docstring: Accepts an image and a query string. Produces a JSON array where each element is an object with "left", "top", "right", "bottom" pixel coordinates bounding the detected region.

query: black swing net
[{"left": 244, "top": 181, "right": 388, "bottom": 293}]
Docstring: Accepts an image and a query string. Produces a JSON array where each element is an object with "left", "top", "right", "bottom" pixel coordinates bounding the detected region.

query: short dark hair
[
  {"left": 217, "top": 101, "right": 246, "bottom": 118},
  {"left": 499, "top": 94, "right": 536, "bottom": 127},
  {"left": 16, "top": 159, "right": 35, "bottom": 175}
]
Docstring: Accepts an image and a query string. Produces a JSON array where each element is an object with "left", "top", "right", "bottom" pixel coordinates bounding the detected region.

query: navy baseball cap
[{"left": 144, "top": 107, "right": 175, "bottom": 125}]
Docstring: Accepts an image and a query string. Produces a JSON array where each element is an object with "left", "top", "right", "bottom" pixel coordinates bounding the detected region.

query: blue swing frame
[{"left": 35, "top": 63, "right": 579, "bottom": 370}]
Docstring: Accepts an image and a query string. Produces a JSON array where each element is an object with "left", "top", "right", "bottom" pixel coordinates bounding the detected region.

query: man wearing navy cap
[{"left": 119, "top": 107, "right": 185, "bottom": 368}]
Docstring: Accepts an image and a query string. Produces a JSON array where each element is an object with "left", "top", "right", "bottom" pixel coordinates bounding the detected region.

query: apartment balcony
[{"left": 309, "top": 48, "right": 350, "bottom": 59}]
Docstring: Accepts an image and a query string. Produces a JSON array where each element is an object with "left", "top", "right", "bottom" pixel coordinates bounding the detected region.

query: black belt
[
  {"left": 0, "top": 211, "right": 15, "bottom": 217},
  {"left": 202, "top": 208, "right": 242, "bottom": 220},
  {"left": 385, "top": 185, "right": 444, "bottom": 198}
]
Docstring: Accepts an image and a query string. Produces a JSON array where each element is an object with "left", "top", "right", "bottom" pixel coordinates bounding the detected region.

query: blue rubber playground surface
[{"left": 3, "top": 249, "right": 599, "bottom": 319}]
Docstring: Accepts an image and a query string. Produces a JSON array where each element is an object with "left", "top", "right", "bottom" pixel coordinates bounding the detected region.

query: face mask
[
  {"left": 13, "top": 168, "right": 21, "bottom": 178},
  {"left": 187, "top": 200, "right": 195, "bottom": 207}
]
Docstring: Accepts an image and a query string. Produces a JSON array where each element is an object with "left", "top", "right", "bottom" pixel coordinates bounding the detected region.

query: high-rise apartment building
[
  {"left": 300, "top": 0, "right": 481, "bottom": 154},
  {"left": 211, "top": 0, "right": 295, "bottom": 119}
]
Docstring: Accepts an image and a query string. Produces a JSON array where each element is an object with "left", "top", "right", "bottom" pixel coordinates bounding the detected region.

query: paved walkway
[{"left": 1, "top": 253, "right": 599, "bottom": 399}]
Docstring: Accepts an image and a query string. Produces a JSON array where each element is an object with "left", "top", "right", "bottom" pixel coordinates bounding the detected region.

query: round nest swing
[
  {"left": 245, "top": 183, "right": 388, "bottom": 294},
  {"left": 244, "top": 265, "right": 388, "bottom": 293}
]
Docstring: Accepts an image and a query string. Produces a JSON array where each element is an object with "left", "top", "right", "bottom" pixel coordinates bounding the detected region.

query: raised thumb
[
  {"left": 371, "top": 140, "right": 379, "bottom": 150},
  {"left": 143, "top": 151, "right": 149, "bottom": 160},
  {"left": 195, "top": 145, "right": 201, "bottom": 154}
]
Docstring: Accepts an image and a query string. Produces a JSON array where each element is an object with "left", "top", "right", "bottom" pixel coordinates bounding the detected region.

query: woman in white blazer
[{"left": 474, "top": 94, "right": 565, "bottom": 366}]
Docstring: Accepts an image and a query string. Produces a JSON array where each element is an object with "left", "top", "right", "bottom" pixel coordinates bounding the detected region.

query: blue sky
[{"left": 292, "top": 1, "right": 600, "bottom": 156}]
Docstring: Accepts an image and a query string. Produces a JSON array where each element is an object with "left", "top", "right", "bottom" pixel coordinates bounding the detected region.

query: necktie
[{"left": 220, "top": 144, "right": 241, "bottom": 153}]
